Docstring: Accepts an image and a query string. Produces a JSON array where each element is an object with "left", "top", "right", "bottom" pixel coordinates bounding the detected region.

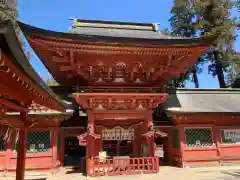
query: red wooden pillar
[
  {"left": 148, "top": 111, "right": 154, "bottom": 157},
  {"left": 146, "top": 136, "right": 154, "bottom": 157},
  {"left": 132, "top": 127, "right": 138, "bottom": 156},
  {"left": 133, "top": 125, "right": 142, "bottom": 156},
  {"left": 151, "top": 136, "right": 155, "bottom": 157},
  {"left": 51, "top": 128, "right": 58, "bottom": 169},
  {"left": 146, "top": 136, "right": 150, "bottom": 157},
  {"left": 86, "top": 135, "right": 93, "bottom": 176},
  {"left": 59, "top": 129, "right": 65, "bottom": 166},
  {"left": 140, "top": 122, "right": 146, "bottom": 154},
  {"left": 93, "top": 137, "right": 101, "bottom": 157},
  {"left": 16, "top": 112, "right": 27, "bottom": 180},
  {"left": 166, "top": 128, "right": 172, "bottom": 164},
  {"left": 95, "top": 127, "right": 102, "bottom": 155},
  {"left": 99, "top": 137, "right": 102, "bottom": 152},
  {"left": 213, "top": 125, "right": 221, "bottom": 163},
  {"left": 140, "top": 110, "right": 153, "bottom": 156},
  {"left": 177, "top": 125, "right": 185, "bottom": 167},
  {"left": 86, "top": 113, "right": 94, "bottom": 176}
]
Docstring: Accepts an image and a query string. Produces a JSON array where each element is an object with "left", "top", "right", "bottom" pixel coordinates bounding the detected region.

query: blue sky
[{"left": 18, "top": 0, "right": 239, "bottom": 88}]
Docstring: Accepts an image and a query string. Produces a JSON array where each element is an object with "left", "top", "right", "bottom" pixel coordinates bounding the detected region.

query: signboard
[
  {"left": 102, "top": 126, "right": 134, "bottom": 141},
  {"left": 222, "top": 129, "right": 240, "bottom": 143}
]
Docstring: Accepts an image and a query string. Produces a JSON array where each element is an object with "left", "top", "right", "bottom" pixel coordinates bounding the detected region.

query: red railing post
[{"left": 90, "top": 156, "right": 159, "bottom": 176}]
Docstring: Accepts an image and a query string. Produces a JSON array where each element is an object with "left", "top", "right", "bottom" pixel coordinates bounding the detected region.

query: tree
[
  {"left": 46, "top": 78, "right": 59, "bottom": 86},
  {"left": 0, "top": 0, "right": 18, "bottom": 21},
  {"left": 166, "top": 73, "right": 191, "bottom": 88},
  {"left": 0, "top": 0, "right": 30, "bottom": 60},
  {"left": 159, "top": 27, "right": 190, "bottom": 88},
  {"left": 170, "top": 0, "right": 203, "bottom": 88},
  {"left": 193, "top": 0, "right": 237, "bottom": 88}
]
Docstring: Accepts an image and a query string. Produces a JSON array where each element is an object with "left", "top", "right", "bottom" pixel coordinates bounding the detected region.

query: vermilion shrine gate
[
  {"left": 17, "top": 19, "right": 215, "bottom": 176},
  {"left": 3, "top": 19, "right": 240, "bottom": 178}
]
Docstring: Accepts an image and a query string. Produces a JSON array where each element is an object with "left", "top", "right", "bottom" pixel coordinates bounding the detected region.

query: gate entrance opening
[{"left": 103, "top": 140, "right": 133, "bottom": 156}]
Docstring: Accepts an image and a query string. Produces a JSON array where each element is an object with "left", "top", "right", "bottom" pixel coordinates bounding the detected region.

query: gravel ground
[{"left": 3, "top": 166, "right": 240, "bottom": 180}]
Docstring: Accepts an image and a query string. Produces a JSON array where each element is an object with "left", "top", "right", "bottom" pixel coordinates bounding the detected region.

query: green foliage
[
  {"left": 170, "top": 0, "right": 238, "bottom": 88},
  {"left": 193, "top": 0, "right": 237, "bottom": 87},
  {"left": 0, "top": 1, "right": 18, "bottom": 30},
  {"left": 169, "top": 0, "right": 203, "bottom": 88},
  {"left": 46, "top": 78, "right": 59, "bottom": 86},
  {"left": 0, "top": 1, "right": 30, "bottom": 61},
  {"left": 170, "top": 0, "right": 196, "bottom": 37},
  {"left": 166, "top": 73, "right": 190, "bottom": 88},
  {"left": 0, "top": 1, "right": 18, "bottom": 21}
]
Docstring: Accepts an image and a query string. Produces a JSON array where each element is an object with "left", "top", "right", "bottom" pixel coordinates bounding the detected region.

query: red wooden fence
[{"left": 89, "top": 157, "right": 159, "bottom": 176}]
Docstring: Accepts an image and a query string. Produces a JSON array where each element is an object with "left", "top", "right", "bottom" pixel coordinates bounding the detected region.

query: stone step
[{"left": 5, "top": 172, "right": 49, "bottom": 180}]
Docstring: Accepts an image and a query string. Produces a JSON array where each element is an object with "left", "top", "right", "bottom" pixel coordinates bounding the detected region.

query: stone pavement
[{"left": 3, "top": 165, "right": 240, "bottom": 180}]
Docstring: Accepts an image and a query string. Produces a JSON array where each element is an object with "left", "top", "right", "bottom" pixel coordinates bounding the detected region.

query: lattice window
[
  {"left": 184, "top": 128, "right": 213, "bottom": 147},
  {"left": 172, "top": 128, "right": 180, "bottom": 148},
  {"left": 27, "top": 131, "right": 51, "bottom": 153},
  {"left": 220, "top": 129, "right": 240, "bottom": 144}
]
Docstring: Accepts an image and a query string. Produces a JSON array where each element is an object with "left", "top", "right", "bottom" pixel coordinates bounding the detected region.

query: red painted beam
[
  {"left": 0, "top": 99, "right": 28, "bottom": 112},
  {"left": 4, "top": 118, "right": 24, "bottom": 128}
]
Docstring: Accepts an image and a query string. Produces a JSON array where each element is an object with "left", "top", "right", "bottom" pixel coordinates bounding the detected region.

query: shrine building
[{"left": 1, "top": 19, "right": 240, "bottom": 177}]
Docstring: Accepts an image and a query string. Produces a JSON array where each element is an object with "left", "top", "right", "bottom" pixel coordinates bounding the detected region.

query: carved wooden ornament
[{"left": 73, "top": 93, "right": 168, "bottom": 110}]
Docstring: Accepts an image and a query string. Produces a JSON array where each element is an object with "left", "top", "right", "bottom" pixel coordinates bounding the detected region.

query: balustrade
[{"left": 89, "top": 156, "right": 159, "bottom": 176}]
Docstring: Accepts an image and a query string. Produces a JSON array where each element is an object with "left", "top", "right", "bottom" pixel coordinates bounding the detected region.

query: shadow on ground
[
  {"left": 25, "top": 178, "right": 47, "bottom": 180},
  {"left": 221, "top": 170, "right": 240, "bottom": 177},
  {"left": 65, "top": 167, "right": 85, "bottom": 175},
  {"left": 199, "top": 170, "right": 240, "bottom": 180}
]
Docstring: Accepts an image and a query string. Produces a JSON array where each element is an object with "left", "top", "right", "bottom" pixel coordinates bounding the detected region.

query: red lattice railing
[{"left": 89, "top": 156, "right": 159, "bottom": 176}]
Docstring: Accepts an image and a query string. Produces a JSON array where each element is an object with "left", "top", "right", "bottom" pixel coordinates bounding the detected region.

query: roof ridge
[
  {"left": 74, "top": 18, "right": 155, "bottom": 26},
  {"left": 72, "top": 19, "right": 156, "bottom": 32}
]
